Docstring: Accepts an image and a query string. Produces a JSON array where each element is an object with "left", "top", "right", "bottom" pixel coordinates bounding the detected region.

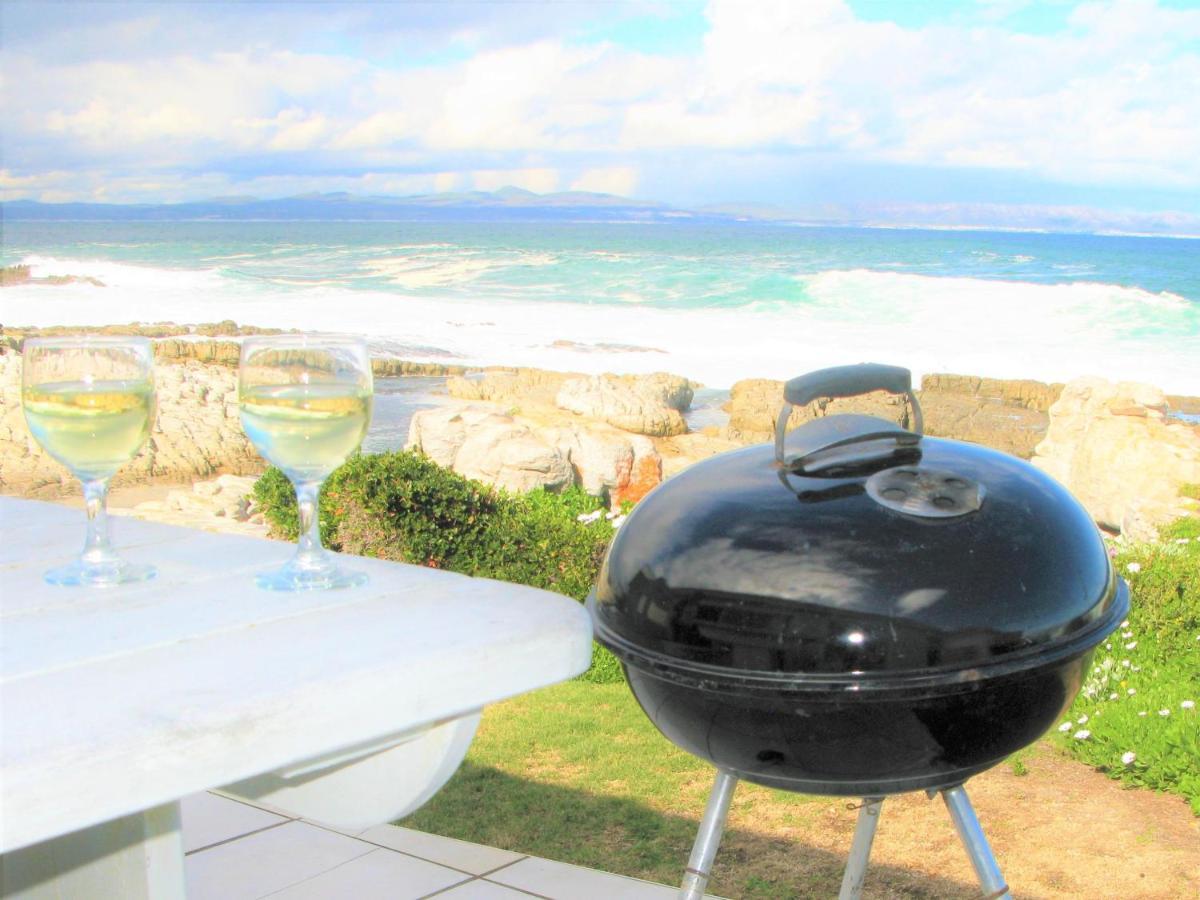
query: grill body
[{"left": 592, "top": 435, "right": 1126, "bottom": 794}]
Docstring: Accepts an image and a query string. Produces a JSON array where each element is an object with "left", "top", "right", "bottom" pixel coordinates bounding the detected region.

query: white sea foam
[
  {"left": 6, "top": 256, "right": 1198, "bottom": 395},
  {"left": 362, "top": 249, "right": 557, "bottom": 288}
]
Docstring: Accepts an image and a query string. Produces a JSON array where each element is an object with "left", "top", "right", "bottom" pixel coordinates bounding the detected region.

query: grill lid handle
[
  {"left": 775, "top": 363, "right": 924, "bottom": 465},
  {"left": 783, "top": 363, "right": 912, "bottom": 408}
]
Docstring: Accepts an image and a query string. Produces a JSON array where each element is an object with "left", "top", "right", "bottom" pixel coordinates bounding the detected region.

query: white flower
[
  {"left": 1109, "top": 692, "right": 1119, "bottom": 700},
  {"left": 1121, "top": 620, "right": 1130, "bottom": 629},
  {"left": 1182, "top": 700, "right": 1196, "bottom": 710},
  {"left": 1121, "top": 659, "right": 1131, "bottom": 668},
  {"left": 1138, "top": 711, "right": 1148, "bottom": 717},
  {"left": 1105, "top": 643, "right": 1112, "bottom": 650},
  {"left": 1058, "top": 721, "right": 1072, "bottom": 732},
  {"left": 1159, "top": 709, "right": 1171, "bottom": 717},
  {"left": 1131, "top": 666, "right": 1141, "bottom": 672},
  {"left": 1176, "top": 538, "right": 1190, "bottom": 544},
  {"left": 1126, "top": 562, "right": 1142, "bottom": 573},
  {"left": 1128, "top": 688, "right": 1137, "bottom": 696},
  {"left": 610, "top": 514, "right": 627, "bottom": 529},
  {"left": 576, "top": 510, "right": 603, "bottom": 524},
  {"left": 1073, "top": 729, "right": 1091, "bottom": 740},
  {"left": 1121, "top": 631, "right": 1133, "bottom": 639},
  {"left": 1076, "top": 714, "right": 1089, "bottom": 724},
  {"left": 1125, "top": 641, "right": 1138, "bottom": 650},
  {"left": 1121, "top": 751, "right": 1136, "bottom": 765}
]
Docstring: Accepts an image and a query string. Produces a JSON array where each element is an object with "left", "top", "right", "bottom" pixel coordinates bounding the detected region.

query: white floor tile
[
  {"left": 486, "top": 857, "right": 682, "bottom": 900},
  {"left": 186, "top": 820, "right": 374, "bottom": 900},
  {"left": 181, "top": 792, "right": 290, "bottom": 853},
  {"left": 439, "top": 880, "right": 545, "bottom": 899},
  {"left": 356, "top": 825, "right": 525, "bottom": 875},
  {"left": 265, "top": 847, "right": 470, "bottom": 899}
]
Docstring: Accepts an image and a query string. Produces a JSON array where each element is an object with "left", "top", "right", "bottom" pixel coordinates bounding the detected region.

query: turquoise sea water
[{"left": 4, "top": 221, "right": 1198, "bottom": 394}]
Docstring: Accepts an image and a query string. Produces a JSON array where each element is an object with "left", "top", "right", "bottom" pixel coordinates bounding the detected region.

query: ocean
[{"left": 3, "top": 220, "right": 1198, "bottom": 398}]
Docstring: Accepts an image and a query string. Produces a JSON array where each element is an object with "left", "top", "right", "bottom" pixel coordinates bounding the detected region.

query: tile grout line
[
  {"left": 296, "top": 818, "right": 516, "bottom": 880},
  {"left": 476, "top": 856, "right": 530, "bottom": 879},
  {"left": 208, "top": 790, "right": 298, "bottom": 820},
  {"left": 413, "top": 875, "right": 486, "bottom": 899},
  {"left": 253, "top": 844, "right": 380, "bottom": 899},
  {"left": 417, "top": 871, "right": 554, "bottom": 900},
  {"left": 184, "top": 818, "right": 294, "bottom": 856},
  {"left": 476, "top": 877, "right": 556, "bottom": 900}
]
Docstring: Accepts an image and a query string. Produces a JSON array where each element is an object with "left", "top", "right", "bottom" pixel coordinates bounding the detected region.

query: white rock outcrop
[
  {"left": 406, "top": 406, "right": 574, "bottom": 495},
  {"left": 555, "top": 372, "right": 692, "bottom": 437},
  {"left": 407, "top": 405, "right": 663, "bottom": 505},
  {"left": 1033, "top": 377, "right": 1200, "bottom": 541}
]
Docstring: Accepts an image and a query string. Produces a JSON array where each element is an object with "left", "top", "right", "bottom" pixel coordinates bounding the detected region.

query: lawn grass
[{"left": 400, "top": 681, "right": 839, "bottom": 898}]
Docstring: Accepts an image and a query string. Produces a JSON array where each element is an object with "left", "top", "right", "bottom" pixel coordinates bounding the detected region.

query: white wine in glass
[
  {"left": 239, "top": 334, "right": 373, "bottom": 590},
  {"left": 21, "top": 336, "right": 158, "bottom": 586}
]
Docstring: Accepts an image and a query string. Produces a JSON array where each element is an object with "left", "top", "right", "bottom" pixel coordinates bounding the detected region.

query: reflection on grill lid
[{"left": 593, "top": 389, "right": 1122, "bottom": 690}]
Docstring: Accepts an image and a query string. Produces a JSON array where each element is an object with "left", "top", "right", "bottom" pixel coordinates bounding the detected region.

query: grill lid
[{"left": 591, "top": 364, "right": 1125, "bottom": 689}]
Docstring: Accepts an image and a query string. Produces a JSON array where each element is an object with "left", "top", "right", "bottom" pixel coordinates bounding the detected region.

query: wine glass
[
  {"left": 239, "top": 334, "right": 373, "bottom": 590},
  {"left": 21, "top": 336, "right": 158, "bottom": 586}
]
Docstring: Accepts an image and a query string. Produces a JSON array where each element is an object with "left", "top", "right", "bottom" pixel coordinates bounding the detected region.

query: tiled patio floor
[{"left": 183, "top": 792, "right": 717, "bottom": 899}]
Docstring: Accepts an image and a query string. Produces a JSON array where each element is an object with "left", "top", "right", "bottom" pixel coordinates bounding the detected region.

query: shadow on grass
[{"left": 400, "top": 762, "right": 997, "bottom": 900}]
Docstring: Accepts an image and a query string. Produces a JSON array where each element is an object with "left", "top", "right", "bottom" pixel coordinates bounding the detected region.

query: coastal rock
[
  {"left": 373, "top": 359, "right": 471, "bottom": 377},
  {"left": 447, "top": 368, "right": 574, "bottom": 407},
  {"left": 154, "top": 338, "right": 242, "bottom": 366},
  {"left": 407, "top": 404, "right": 665, "bottom": 503},
  {"left": 720, "top": 373, "right": 1059, "bottom": 458},
  {"left": 0, "top": 355, "right": 263, "bottom": 499},
  {"left": 721, "top": 378, "right": 909, "bottom": 444},
  {"left": 454, "top": 422, "right": 574, "bottom": 494},
  {"left": 918, "top": 374, "right": 1062, "bottom": 459},
  {"left": 556, "top": 373, "right": 692, "bottom": 437},
  {"left": 1033, "top": 377, "right": 1200, "bottom": 541},
  {"left": 542, "top": 422, "right": 663, "bottom": 504},
  {"left": 407, "top": 406, "right": 573, "bottom": 494},
  {"left": 117, "top": 474, "right": 268, "bottom": 537},
  {"left": 657, "top": 433, "right": 744, "bottom": 479}
]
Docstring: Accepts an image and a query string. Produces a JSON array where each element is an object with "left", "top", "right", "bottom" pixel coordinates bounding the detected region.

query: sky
[{"left": 2, "top": 0, "right": 1199, "bottom": 222}]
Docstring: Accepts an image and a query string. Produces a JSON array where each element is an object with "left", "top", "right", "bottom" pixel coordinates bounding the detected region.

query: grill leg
[
  {"left": 940, "top": 785, "right": 1013, "bottom": 900},
  {"left": 837, "top": 797, "right": 884, "bottom": 900},
  {"left": 679, "top": 769, "right": 738, "bottom": 900}
]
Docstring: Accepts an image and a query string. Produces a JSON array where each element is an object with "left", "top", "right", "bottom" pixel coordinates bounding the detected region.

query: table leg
[{"left": 1, "top": 802, "right": 185, "bottom": 899}]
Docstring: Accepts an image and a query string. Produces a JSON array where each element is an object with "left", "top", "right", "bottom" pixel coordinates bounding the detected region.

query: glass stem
[
  {"left": 293, "top": 480, "right": 326, "bottom": 568},
  {"left": 80, "top": 477, "right": 119, "bottom": 567}
]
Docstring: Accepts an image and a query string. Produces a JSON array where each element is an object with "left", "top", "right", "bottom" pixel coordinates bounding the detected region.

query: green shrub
[
  {"left": 1054, "top": 526, "right": 1200, "bottom": 813},
  {"left": 252, "top": 451, "right": 624, "bottom": 681}
]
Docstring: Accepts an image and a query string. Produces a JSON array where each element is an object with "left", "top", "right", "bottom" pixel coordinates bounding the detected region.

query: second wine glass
[{"left": 239, "top": 334, "right": 373, "bottom": 591}]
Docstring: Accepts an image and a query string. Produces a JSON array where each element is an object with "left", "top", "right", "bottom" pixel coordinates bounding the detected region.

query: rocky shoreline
[{"left": 1, "top": 325, "right": 1197, "bottom": 542}]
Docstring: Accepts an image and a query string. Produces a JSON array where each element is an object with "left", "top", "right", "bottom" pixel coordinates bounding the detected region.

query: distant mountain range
[{"left": 4, "top": 188, "right": 1197, "bottom": 236}]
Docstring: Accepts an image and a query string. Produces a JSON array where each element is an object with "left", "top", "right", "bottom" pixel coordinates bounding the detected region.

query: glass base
[
  {"left": 44, "top": 558, "right": 157, "bottom": 587},
  {"left": 255, "top": 560, "right": 367, "bottom": 592}
]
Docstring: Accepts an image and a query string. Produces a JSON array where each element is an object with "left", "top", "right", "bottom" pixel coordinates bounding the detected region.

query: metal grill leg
[
  {"left": 837, "top": 797, "right": 884, "bottom": 900},
  {"left": 679, "top": 769, "right": 738, "bottom": 900},
  {"left": 940, "top": 785, "right": 1013, "bottom": 900}
]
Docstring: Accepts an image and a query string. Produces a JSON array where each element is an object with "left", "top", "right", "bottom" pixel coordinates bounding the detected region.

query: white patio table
[{"left": 0, "top": 496, "right": 593, "bottom": 898}]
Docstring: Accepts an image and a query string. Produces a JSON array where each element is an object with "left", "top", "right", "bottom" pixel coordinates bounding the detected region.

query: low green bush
[
  {"left": 1054, "top": 525, "right": 1200, "bottom": 813},
  {"left": 252, "top": 451, "right": 624, "bottom": 681}
]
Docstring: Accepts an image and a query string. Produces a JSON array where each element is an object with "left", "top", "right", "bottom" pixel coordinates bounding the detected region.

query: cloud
[
  {"left": 1, "top": 0, "right": 1198, "bottom": 206},
  {"left": 570, "top": 166, "right": 640, "bottom": 196},
  {"left": 469, "top": 168, "right": 560, "bottom": 193}
]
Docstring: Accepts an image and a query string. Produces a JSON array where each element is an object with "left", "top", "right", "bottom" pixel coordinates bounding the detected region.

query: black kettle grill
[{"left": 589, "top": 364, "right": 1127, "bottom": 899}]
